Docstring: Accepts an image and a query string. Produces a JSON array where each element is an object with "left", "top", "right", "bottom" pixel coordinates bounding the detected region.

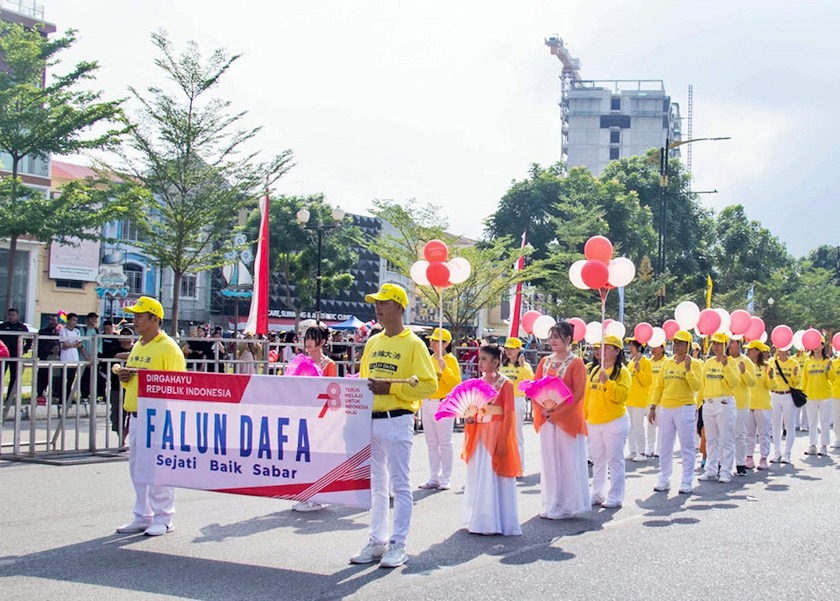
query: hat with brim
[
  {"left": 504, "top": 337, "right": 523, "bottom": 349},
  {"left": 429, "top": 327, "right": 452, "bottom": 343},
  {"left": 593, "top": 335, "right": 624, "bottom": 350},
  {"left": 124, "top": 296, "right": 164, "bottom": 319},
  {"left": 710, "top": 332, "right": 729, "bottom": 344},
  {"left": 671, "top": 330, "right": 693, "bottom": 344},
  {"left": 364, "top": 283, "right": 408, "bottom": 309}
]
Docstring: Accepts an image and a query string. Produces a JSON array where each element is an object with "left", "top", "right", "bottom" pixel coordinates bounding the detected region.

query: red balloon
[
  {"left": 584, "top": 235, "right": 613, "bottom": 264},
  {"left": 521, "top": 310, "right": 541, "bottom": 335},
  {"left": 569, "top": 317, "right": 586, "bottom": 342},
  {"left": 832, "top": 332, "right": 840, "bottom": 352},
  {"left": 662, "top": 319, "right": 680, "bottom": 340},
  {"left": 802, "top": 328, "right": 823, "bottom": 351},
  {"left": 770, "top": 325, "right": 793, "bottom": 349},
  {"left": 580, "top": 259, "right": 610, "bottom": 289},
  {"left": 744, "top": 316, "right": 765, "bottom": 342},
  {"left": 697, "top": 308, "right": 721, "bottom": 336},
  {"left": 423, "top": 239, "right": 449, "bottom": 263},
  {"left": 634, "top": 322, "right": 653, "bottom": 345},
  {"left": 729, "top": 310, "right": 752, "bottom": 336},
  {"left": 426, "top": 261, "right": 451, "bottom": 287}
]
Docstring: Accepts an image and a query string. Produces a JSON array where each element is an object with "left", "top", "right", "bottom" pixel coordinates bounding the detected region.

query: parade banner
[{"left": 134, "top": 371, "right": 373, "bottom": 509}]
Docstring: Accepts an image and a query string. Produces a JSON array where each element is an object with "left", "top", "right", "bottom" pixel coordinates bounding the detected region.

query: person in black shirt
[
  {"left": 0, "top": 308, "right": 32, "bottom": 404},
  {"left": 36, "top": 314, "right": 60, "bottom": 399}
]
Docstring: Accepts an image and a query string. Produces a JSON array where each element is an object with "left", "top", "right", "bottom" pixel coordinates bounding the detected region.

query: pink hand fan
[
  {"left": 435, "top": 378, "right": 497, "bottom": 420},
  {"left": 284, "top": 354, "right": 323, "bottom": 377},
  {"left": 518, "top": 380, "right": 535, "bottom": 396},
  {"left": 526, "top": 376, "right": 573, "bottom": 410}
]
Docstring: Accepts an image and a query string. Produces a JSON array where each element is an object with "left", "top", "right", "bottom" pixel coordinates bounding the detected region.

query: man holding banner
[
  {"left": 115, "top": 297, "right": 187, "bottom": 536},
  {"left": 350, "top": 283, "right": 437, "bottom": 569}
]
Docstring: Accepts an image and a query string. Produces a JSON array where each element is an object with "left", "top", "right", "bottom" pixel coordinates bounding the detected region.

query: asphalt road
[{"left": 2, "top": 426, "right": 839, "bottom": 600}]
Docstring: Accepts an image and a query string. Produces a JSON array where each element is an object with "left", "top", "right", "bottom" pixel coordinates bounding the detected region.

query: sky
[{"left": 40, "top": 0, "right": 840, "bottom": 257}]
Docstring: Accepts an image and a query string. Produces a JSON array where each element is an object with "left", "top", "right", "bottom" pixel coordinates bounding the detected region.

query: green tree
[
  {"left": 251, "top": 194, "right": 357, "bottom": 326},
  {"left": 121, "top": 32, "right": 294, "bottom": 333},
  {"left": 0, "top": 22, "right": 131, "bottom": 309}
]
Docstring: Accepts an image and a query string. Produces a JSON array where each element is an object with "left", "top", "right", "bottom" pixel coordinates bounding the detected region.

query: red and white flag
[
  {"left": 508, "top": 230, "right": 527, "bottom": 338},
  {"left": 244, "top": 186, "right": 270, "bottom": 335}
]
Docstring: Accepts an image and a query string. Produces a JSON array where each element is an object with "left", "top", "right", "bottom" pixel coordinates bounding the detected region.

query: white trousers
[
  {"left": 703, "top": 398, "right": 736, "bottom": 476},
  {"left": 806, "top": 399, "right": 832, "bottom": 446},
  {"left": 626, "top": 406, "right": 646, "bottom": 456},
  {"left": 833, "top": 399, "right": 840, "bottom": 445},
  {"left": 539, "top": 423, "right": 590, "bottom": 518},
  {"left": 589, "top": 413, "right": 630, "bottom": 505},
  {"left": 421, "top": 399, "right": 454, "bottom": 485},
  {"left": 734, "top": 407, "right": 749, "bottom": 466},
  {"left": 514, "top": 396, "right": 526, "bottom": 473},
  {"left": 656, "top": 405, "right": 696, "bottom": 489},
  {"left": 771, "top": 392, "right": 798, "bottom": 457},
  {"left": 747, "top": 408, "right": 771, "bottom": 458},
  {"left": 128, "top": 415, "right": 175, "bottom": 525},
  {"left": 646, "top": 411, "right": 659, "bottom": 455},
  {"left": 370, "top": 414, "right": 414, "bottom": 546}
]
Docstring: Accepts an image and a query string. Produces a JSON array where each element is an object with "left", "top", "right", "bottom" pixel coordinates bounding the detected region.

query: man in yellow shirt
[
  {"left": 115, "top": 296, "right": 186, "bottom": 537},
  {"left": 649, "top": 330, "right": 702, "bottom": 494},
  {"left": 697, "top": 333, "right": 740, "bottom": 484},
  {"left": 350, "top": 283, "right": 437, "bottom": 569},
  {"left": 769, "top": 346, "right": 802, "bottom": 463}
]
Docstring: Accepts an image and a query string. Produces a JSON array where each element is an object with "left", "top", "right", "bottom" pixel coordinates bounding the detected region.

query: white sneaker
[
  {"left": 379, "top": 543, "right": 407, "bottom": 568},
  {"left": 115, "top": 519, "right": 152, "bottom": 533},
  {"left": 780, "top": 455, "right": 791, "bottom": 464},
  {"left": 718, "top": 475, "right": 732, "bottom": 484},
  {"left": 819, "top": 445, "right": 828, "bottom": 456},
  {"left": 144, "top": 523, "right": 173, "bottom": 536},
  {"left": 625, "top": 453, "right": 635, "bottom": 460},
  {"left": 698, "top": 473, "right": 716, "bottom": 481},
  {"left": 436, "top": 482, "right": 451, "bottom": 490},
  {"left": 418, "top": 481, "right": 440, "bottom": 490},
  {"left": 805, "top": 445, "right": 818, "bottom": 455},
  {"left": 632, "top": 454, "right": 647, "bottom": 462},
  {"left": 350, "top": 540, "right": 386, "bottom": 564},
  {"left": 678, "top": 485, "right": 693, "bottom": 495},
  {"left": 293, "top": 501, "right": 324, "bottom": 512},
  {"left": 770, "top": 454, "right": 782, "bottom": 463},
  {"left": 831, "top": 443, "right": 840, "bottom": 449}
]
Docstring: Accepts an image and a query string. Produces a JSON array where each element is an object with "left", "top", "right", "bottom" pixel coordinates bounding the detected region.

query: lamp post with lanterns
[{"left": 296, "top": 206, "right": 346, "bottom": 324}]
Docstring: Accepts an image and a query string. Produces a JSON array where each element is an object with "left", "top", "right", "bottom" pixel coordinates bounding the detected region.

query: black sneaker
[{"left": 735, "top": 465, "right": 747, "bottom": 476}]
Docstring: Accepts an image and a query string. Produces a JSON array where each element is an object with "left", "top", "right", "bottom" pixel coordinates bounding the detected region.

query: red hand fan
[
  {"left": 526, "top": 376, "right": 573, "bottom": 410},
  {"left": 435, "top": 378, "right": 497, "bottom": 420}
]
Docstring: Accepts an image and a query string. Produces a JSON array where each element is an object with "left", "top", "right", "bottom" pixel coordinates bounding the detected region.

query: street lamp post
[
  {"left": 657, "top": 136, "right": 731, "bottom": 307},
  {"left": 296, "top": 206, "right": 346, "bottom": 324}
]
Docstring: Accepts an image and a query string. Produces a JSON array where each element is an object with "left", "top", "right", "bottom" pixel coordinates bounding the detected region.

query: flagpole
[{"left": 508, "top": 230, "right": 527, "bottom": 338}]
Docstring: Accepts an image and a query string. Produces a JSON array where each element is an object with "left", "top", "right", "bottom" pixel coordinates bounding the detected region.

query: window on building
[
  {"left": 600, "top": 115, "right": 631, "bottom": 129},
  {"left": 610, "top": 96, "right": 621, "bottom": 111},
  {"left": 55, "top": 279, "right": 84, "bottom": 289},
  {"left": 122, "top": 219, "right": 142, "bottom": 242},
  {"left": 180, "top": 273, "right": 197, "bottom": 299},
  {"left": 609, "top": 147, "right": 620, "bottom": 160},
  {"left": 610, "top": 130, "right": 620, "bottom": 144},
  {"left": 125, "top": 264, "right": 143, "bottom": 294}
]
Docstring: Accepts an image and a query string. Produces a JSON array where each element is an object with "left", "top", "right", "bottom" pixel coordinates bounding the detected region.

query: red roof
[{"left": 51, "top": 160, "right": 98, "bottom": 181}]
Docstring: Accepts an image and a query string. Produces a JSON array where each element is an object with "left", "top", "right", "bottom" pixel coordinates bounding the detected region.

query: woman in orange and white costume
[{"left": 533, "top": 321, "right": 589, "bottom": 518}]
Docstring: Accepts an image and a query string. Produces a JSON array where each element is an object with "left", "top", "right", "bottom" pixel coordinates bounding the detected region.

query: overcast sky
[{"left": 43, "top": 0, "right": 839, "bottom": 257}]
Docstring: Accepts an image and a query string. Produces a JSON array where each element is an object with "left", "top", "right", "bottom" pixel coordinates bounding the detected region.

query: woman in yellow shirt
[
  {"left": 585, "top": 335, "right": 631, "bottom": 508},
  {"left": 768, "top": 346, "right": 802, "bottom": 463},
  {"left": 803, "top": 339, "right": 832, "bottom": 456},
  {"left": 646, "top": 342, "right": 667, "bottom": 457},
  {"left": 745, "top": 341, "right": 772, "bottom": 470},
  {"left": 728, "top": 339, "right": 756, "bottom": 476},
  {"left": 500, "top": 337, "right": 534, "bottom": 474},
  {"left": 626, "top": 338, "right": 652, "bottom": 462}
]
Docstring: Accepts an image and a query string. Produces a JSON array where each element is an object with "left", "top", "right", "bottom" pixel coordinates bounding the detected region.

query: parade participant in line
[
  {"left": 350, "top": 283, "right": 436, "bottom": 569},
  {"left": 462, "top": 344, "right": 521, "bottom": 535},
  {"left": 625, "top": 337, "right": 652, "bottom": 462},
  {"left": 769, "top": 346, "right": 802, "bottom": 464},
  {"left": 697, "top": 333, "right": 740, "bottom": 483},
  {"left": 745, "top": 341, "right": 772, "bottom": 470},
  {"left": 115, "top": 297, "right": 186, "bottom": 537},
  {"left": 292, "top": 323, "right": 337, "bottom": 513},
  {"left": 533, "top": 321, "right": 589, "bottom": 518},
  {"left": 649, "top": 330, "right": 702, "bottom": 494},
  {"left": 585, "top": 335, "right": 631, "bottom": 508},
  {"left": 419, "top": 327, "right": 461, "bottom": 491},
  {"left": 831, "top": 353, "right": 840, "bottom": 449},
  {"left": 728, "top": 339, "right": 756, "bottom": 476},
  {"left": 803, "top": 339, "right": 832, "bottom": 456},
  {"left": 500, "top": 337, "right": 534, "bottom": 473},
  {"left": 794, "top": 349, "right": 809, "bottom": 432},
  {"left": 646, "top": 341, "right": 667, "bottom": 457}
]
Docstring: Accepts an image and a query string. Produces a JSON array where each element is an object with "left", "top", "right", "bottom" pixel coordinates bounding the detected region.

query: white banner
[{"left": 134, "top": 371, "right": 373, "bottom": 509}]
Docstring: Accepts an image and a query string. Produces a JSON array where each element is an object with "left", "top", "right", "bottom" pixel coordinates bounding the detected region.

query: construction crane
[{"left": 545, "top": 35, "right": 582, "bottom": 164}]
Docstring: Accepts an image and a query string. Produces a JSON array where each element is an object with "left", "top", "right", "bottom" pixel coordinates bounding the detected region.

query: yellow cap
[
  {"left": 504, "top": 337, "right": 523, "bottom": 349},
  {"left": 672, "top": 330, "right": 693, "bottom": 343},
  {"left": 745, "top": 340, "right": 765, "bottom": 351},
  {"left": 124, "top": 296, "right": 164, "bottom": 319},
  {"left": 365, "top": 283, "right": 409, "bottom": 309},
  {"left": 593, "top": 334, "right": 624, "bottom": 350},
  {"left": 429, "top": 327, "right": 452, "bottom": 343},
  {"left": 710, "top": 332, "right": 729, "bottom": 344}
]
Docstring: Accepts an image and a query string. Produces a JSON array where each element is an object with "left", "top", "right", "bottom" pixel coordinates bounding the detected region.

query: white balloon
[
  {"left": 447, "top": 257, "right": 472, "bottom": 284},
  {"left": 605, "top": 321, "right": 626, "bottom": 340},
  {"left": 410, "top": 261, "right": 430, "bottom": 286},
  {"left": 674, "top": 301, "right": 701, "bottom": 330},
  {"left": 714, "top": 308, "right": 731, "bottom": 334},
  {"left": 780, "top": 343, "right": 793, "bottom": 352},
  {"left": 532, "top": 315, "right": 557, "bottom": 339},
  {"left": 585, "top": 321, "right": 603, "bottom": 345},
  {"left": 568, "top": 260, "right": 589, "bottom": 290},
  {"left": 792, "top": 329, "right": 806, "bottom": 351},
  {"left": 760, "top": 331, "right": 768, "bottom": 344},
  {"left": 648, "top": 327, "right": 666, "bottom": 348},
  {"left": 607, "top": 257, "right": 635, "bottom": 288}
]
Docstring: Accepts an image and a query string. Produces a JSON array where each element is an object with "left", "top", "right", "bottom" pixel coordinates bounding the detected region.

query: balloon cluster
[
  {"left": 771, "top": 326, "right": 830, "bottom": 353},
  {"left": 410, "top": 240, "right": 471, "bottom": 288},
  {"left": 568, "top": 236, "right": 636, "bottom": 291}
]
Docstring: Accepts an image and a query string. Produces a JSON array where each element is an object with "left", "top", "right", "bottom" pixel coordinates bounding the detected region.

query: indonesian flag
[
  {"left": 508, "top": 230, "right": 527, "bottom": 338},
  {"left": 244, "top": 187, "right": 269, "bottom": 335}
]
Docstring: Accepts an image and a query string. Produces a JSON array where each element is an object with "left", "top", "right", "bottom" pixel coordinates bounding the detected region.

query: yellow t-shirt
[
  {"left": 500, "top": 361, "right": 535, "bottom": 398},
  {"left": 584, "top": 364, "right": 631, "bottom": 425},
  {"left": 627, "top": 355, "right": 653, "bottom": 409},
  {"left": 803, "top": 357, "right": 831, "bottom": 400},
  {"left": 122, "top": 332, "right": 187, "bottom": 413},
  {"left": 769, "top": 356, "right": 801, "bottom": 392},
  {"left": 429, "top": 353, "right": 462, "bottom": 399},
  {"left": 749, "top": 359, "right": 772, "bottom": 410},
  {"left": 729, "top": 355, "right": 756, "bottom": 409},
  {"left": 651, "top": 357, "right": 702, "bottom": 408},
  {"left": 830, "top": 359, "right": 840, "bottom": 398},
  {"left": 698, "top": 357, "right": 740, "bottom": 401},
  {"left": 360, "top": 328, "right": 437, "bottom": 412}
]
